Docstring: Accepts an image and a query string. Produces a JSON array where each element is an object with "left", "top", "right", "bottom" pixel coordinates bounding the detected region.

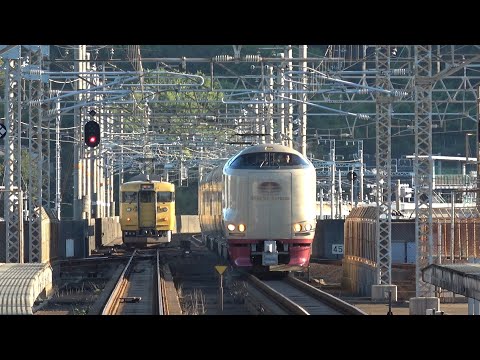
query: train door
[
  {"left": 248, "top": 172, "right": 292, "bottom": 237},
  {"left": 139, "top": 190, "right": 155, "bottom": 227}
]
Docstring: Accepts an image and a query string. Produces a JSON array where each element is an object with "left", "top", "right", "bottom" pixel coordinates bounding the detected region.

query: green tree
[{"left": 0, "top": 149, "right": 34, "bottom": 189}]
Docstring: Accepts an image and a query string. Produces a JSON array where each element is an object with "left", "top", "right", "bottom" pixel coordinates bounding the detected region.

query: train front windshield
[
  {"left": 122, "top": 191, "right": 138, "bottom": 203},
  {"left": 157, "top": 191, "right": 174, "bottom": 202},
  {"left": 229, "top": 152, "right": 310, "bottom": 169}
]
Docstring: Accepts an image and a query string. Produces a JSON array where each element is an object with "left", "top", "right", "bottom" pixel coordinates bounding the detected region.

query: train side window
[
  {"left": 157, "top": 191, "right": 173, "bottom": 202},
  {"left": 275, "top": 153, "right": 309, "bottom": 166},
  {"left": 140, "top": 191, "right": 154, "bottom": 203},
  {"left": 290, "top": 154, "right": 309, "bottom": 166},
  {"left": 230, "top": 156, "right": 244, "bottom": 168},
  {"left": 122, "top": 191, "right": 137, "bottom": 204},
  {"left": 230, "top": 154, "right": 261, "bottom": 168}
]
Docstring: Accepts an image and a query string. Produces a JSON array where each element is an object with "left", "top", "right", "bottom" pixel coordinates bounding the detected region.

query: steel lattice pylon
[
  {"left": 414, "top": 45, "right": 435, "bottom": 297},
  {"left": 3, "top": 53, "right": 23, "bottom": 263},
  {"left": 27, "top": 46, "right": 48, "bottom": 263},
  {"left": 375, "top": 45, "right": 392, "bottom": 285}
]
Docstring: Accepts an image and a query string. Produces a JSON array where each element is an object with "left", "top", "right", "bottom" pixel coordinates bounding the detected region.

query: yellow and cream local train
[
  {"left": 199, "top": 143, "right": 317, "bottom": 272},
  {"left": 119, "top": 178, "right": 175, "bottom": 246}
]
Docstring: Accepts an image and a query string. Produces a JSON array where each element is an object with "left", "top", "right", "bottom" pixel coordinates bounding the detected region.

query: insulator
[
  {"left": 47, "top": 90, "right": 60, "bottom": 96},
  {"left": 213, "top": 55, "right": 233, "bottom": 62},
  {"left": 392, "top": 90, "right": 409, "bottom": 97},
  {"left": 244, "top": 55, "right": 262, "bottom": 62},
  {"left": 27, "top": 69, "right": 43, "bottom": 75},
  {"left": 392, "top": 69, "right": 407, "bottom": 76},
  {"left": 357, "top": 88, "right": 370, "bottom": 95},
  {"left": 29, "top": 100, "right": 42, "bottom": 107}
]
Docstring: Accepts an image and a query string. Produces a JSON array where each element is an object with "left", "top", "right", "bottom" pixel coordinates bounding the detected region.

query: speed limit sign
[{"left": 332, "top": 244, "right": 344, "bottom": 254}]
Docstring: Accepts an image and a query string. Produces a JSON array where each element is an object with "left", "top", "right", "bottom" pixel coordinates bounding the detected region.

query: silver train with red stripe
[{"left": 199, "top": 143, "right": 317, "bottom": 272}]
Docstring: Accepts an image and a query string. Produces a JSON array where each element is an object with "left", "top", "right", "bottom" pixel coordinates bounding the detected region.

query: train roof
[
  {"left": 234, "top": 143, "right": 304, "bottom": 157},
  {"left": 121, "top": 180, "right": 168, "bottom": 184},
  {"left": 120, "top": 180, "right": 175, "bottom": 188},
  {"left": 200, "top": 143, "right": 311, "bottom": 184},
  {"left": 127, "top": 174, "right": 165, "bottom": 182}
]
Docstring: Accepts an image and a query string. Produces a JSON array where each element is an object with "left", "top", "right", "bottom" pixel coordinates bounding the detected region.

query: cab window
[
  {"left": 157, "top": 191, "right": 173, "bottom": 202},
  {"left": 122, "top": 191, "right": 137, "bottom": 203}
]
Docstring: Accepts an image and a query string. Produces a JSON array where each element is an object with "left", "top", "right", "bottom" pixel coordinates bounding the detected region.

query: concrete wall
[
  {"left": 58, "top": 220, "right": 88, "bottom": 259},
  {"left": 311, "top": 219, "right": 345, "bottom": 260},
  {"left": 95, "top": 216, "right": 122, "bottom": 247},
  {"left": 40, "top": 208, "right": 58, "bottom": 263},
  {"left": 174, "top": 215, "right": 201, "bottom": 234}
]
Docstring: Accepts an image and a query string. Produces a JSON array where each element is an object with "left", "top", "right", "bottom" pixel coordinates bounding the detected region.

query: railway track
[
  {"left": 98, "top": 235, "right": 363, "bottom": 316},
  {"left": 195, "top": 233, "right": 367, "bottom": 315},
  {"left": 165, "top": 235, "right": 250, "bottom": 315},
  {"left": 247, "top": 274, "right": 367, "bottom": 315},
  {"left": 101, "top": 249, "right": 166, "bottom": 315}
]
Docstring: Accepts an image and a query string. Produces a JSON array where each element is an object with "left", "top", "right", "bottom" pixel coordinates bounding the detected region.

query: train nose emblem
[{"left": 258, "top": 182, "right": 281, "bottom": 194}]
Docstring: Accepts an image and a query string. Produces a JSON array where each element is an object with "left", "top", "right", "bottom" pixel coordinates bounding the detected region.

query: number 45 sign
[{"left": 332, "top": 244, "right": 344, "bottom": 255}]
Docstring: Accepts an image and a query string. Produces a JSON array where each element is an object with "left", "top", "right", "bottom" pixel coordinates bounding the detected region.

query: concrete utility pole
[
  {"left": 257, "top": 100, "right": 266, "bottom": 145},
  {"left": 74, "top": 45, "right": 87, "bottom": 220},
  {"left": 277, "top": 52, "right": 285, "bottom": 145},
  {"left": 285, "top": 45, "right": 294, "bottom": 148},
  {"left": 266, "top": 65, "right": 274, "bottom": 143},
  {"left": 330, "top": 139, "right": 336, "bottom": 219},
  {"left": 358, "top": 140, "right": 364, "bottom": 203},
  {"left": 54, "top": 96, "right": 62, "bottom": 220},
  {"left": 299, "top": 45, "right": 307, "bottom": 156}
]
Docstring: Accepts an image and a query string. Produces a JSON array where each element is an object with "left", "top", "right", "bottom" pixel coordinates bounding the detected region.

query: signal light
[
  {"left": 347, "top": 171, "right": 358, "bottom": 182},
  {"left": 84, "top": 120, "right": 100, "bottom": 148}
]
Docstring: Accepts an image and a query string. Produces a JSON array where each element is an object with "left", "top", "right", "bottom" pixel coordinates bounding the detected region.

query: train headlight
[
  {"left": 304, "top": 223, "right": 312, "bottom": 231},
  {"left": 126, "top": 208, "right": 131, "bottom": 212},
  {"left": 238, "top": 224, "right": 246, "bottom": 232},
  {"left": 293, "top": 223, "right": 302, "bottom": 232},
  {"left": 227, "top": 224, "right": 236, "bottom": 231},
  {"left": 158, "top": 207, "right": 168, "bottom": 212},
  {"left": 126, "top": 217, "right": 131, "bottom": 222}
]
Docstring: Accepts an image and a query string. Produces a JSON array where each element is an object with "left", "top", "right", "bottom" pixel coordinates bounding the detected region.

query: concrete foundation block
[
  {"left": 371, "top": 285, "right": 398, "bottom": 302},
  {"left": 409, "top": 297, "right": 440, "bottom": 315}
]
